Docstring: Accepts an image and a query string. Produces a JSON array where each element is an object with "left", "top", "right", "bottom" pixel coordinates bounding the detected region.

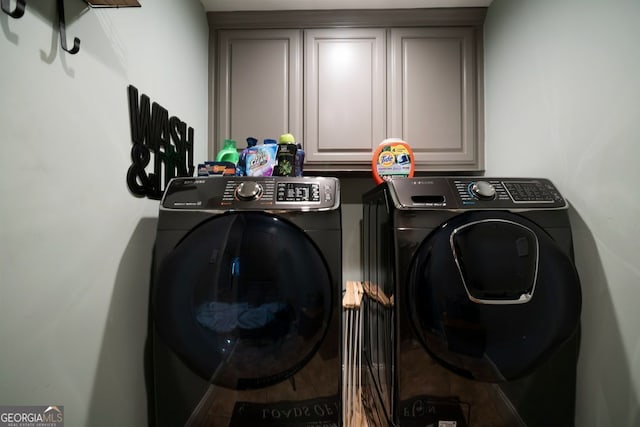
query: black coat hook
[
  {"left": 1, "top": 0, "right": 26, "bottom": 18},
  {"left": 57, "top": 0, "right": 80, "bottom": 54}
]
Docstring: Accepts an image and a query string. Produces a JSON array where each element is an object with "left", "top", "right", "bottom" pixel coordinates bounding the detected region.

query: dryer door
[
  {"left": 407, "top": 211, "right": 581, "bottom": 382},
  {"left": 154, "top": 212, "right": 333, "bottom": 389}
]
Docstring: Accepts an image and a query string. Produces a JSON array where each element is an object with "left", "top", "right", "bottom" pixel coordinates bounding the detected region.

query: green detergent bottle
[{"left": 216, "top": 139, "right": 240, "bottom": 164}]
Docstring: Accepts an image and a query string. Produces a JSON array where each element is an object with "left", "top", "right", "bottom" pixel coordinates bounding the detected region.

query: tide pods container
[{"left": 372, "top": 138, "right": 415, "bottom": 184}]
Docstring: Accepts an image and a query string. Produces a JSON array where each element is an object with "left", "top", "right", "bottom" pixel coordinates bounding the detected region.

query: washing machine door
[
  {"left": 407, "top": 211, "right": 581, "bottom": 382},
  {"left": 154, "top": 212, "right": 333, "bottom": 389}
]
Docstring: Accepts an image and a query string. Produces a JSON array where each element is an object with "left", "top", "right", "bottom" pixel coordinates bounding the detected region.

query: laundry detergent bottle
[
  {"left": 295, "top": 143, "right": 305, "bottom": 177},
  {"left": 216, "top": 139, "right": 240, "bottom": 165},
  {"left": 237, "top": 137, "right": 258, "bottom": 176},
  {"left": 372, "top": 138, "right": 415, "bottom": 184}
]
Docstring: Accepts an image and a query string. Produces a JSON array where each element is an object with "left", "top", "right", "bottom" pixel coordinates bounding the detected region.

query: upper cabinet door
[
  {"left": 217, "top": 30, "right": 302, "bottom": 147},
  {"left": 304, "top": 28, "right": 386, "bottom": 165},
  {"left": 389, "top": 27, "right": 483, "bottom": 170}
]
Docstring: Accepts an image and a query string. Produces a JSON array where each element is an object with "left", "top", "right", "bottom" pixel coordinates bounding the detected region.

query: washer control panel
[
  {"left": 389, "top": 177, "right": 566, "bottom": 210},
  {"left": 162, "top": 176, "right": 339, "bottom": 211}
]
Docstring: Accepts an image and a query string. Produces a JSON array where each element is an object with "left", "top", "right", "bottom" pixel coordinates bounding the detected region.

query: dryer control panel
[
  {"left": 161, "top": 176, "right": 340, "bottom": 211},
  {"left": 388, "top": 177, "right": 567, "bottom": 210}
]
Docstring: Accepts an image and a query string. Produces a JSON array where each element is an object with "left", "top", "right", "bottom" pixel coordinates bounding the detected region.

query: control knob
[
  {"left": 235, "top": 181, "right": 263, "bottom": 201},
  {"left": 471, "top": 180, "right": 496, "bottom": 200}
]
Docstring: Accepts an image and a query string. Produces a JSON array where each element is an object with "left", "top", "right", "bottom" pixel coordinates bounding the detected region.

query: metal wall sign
[{"left": 126, "top": 85, "right": 195, "bottom": 200}]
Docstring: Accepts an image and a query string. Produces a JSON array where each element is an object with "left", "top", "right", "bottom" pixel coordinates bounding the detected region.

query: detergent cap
[{"left": 278, "top": 133, "right": 296, "bottom": 144}]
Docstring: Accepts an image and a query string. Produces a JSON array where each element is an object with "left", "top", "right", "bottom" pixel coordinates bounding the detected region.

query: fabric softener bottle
[{"left": 274, "top": 133, "right": 297, "bottom": 177}]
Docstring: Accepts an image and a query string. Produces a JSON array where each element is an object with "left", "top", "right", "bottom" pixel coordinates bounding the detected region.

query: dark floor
[
  {"left": 396, "top": 342, "right": 525, "bottom": 427},
  {"left": 185, "top": 350, "right": 340, "bottom": 426}
]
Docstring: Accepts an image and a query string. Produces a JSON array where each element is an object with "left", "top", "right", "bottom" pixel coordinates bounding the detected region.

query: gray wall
[
  {"left": 0, "top": 1, "right": 208, "bottom": 425},
  {"left": 484, "top": 1, "right": 640, "bottom": 425}
]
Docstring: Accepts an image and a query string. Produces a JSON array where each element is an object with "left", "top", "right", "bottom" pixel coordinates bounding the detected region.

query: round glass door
[
  {"left": 407, "top": 211, "right": 581, "bottom": 382},
  {"left": 154, "top": 212, "right": 333, "bottom": 389}
]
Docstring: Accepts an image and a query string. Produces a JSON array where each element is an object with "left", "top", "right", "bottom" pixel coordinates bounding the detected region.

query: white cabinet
[
  {"left": 389, "top": 28, "right": 481, "bottom": 170},
  {"left": 304, "top": 29, "right": 386, "bottom": 165},
  {"left": 304, "top": 27, "right": 482, "bottom": 171},
  {"left": 211, "top": 10, "right": 485, "bottom": 171},
  {"left": 217, "top": 30, "right": 302, "bottom": 147}
]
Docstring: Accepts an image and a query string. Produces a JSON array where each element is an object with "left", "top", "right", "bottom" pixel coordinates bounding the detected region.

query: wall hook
[
  {"left": 1, "top": 0, "right": 26, "bottom": 18},
  {"left": 57, "top": 0, "right": 80, "bottom": 54}
]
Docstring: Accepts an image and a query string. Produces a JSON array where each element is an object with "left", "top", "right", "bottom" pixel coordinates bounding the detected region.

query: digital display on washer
[
  {"left": 502, "top": 181, "right": 557, "bottom": 203},
  {"left": 276, "top": 182, "right": 320, "bottom": 203}
]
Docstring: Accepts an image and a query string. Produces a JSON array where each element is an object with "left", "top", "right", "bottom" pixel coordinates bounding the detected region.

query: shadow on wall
[
  {"left": 1, "top": 4, "right": 20, "bottom": 44},
  {"left": 87, "top": 217, "right": 157, "bottom": 427},
  {"left": 569, "top": 206, "right": 639, "bottom": 426}
]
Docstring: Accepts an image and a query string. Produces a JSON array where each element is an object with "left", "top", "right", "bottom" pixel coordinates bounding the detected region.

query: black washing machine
[
  {"left": 361, "top": 177, "right": 581, "bottom": 427},
  {"left": 148, "top": 176, "right": 342, "bottom": 427}
]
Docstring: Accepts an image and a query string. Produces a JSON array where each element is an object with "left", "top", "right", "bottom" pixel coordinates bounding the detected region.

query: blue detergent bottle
[
  {"left": 237, "top": 137, "right": 258, "bottom": 176},
  {"left": 295, "top": 143, "right": 305, "bottom": 177}
]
